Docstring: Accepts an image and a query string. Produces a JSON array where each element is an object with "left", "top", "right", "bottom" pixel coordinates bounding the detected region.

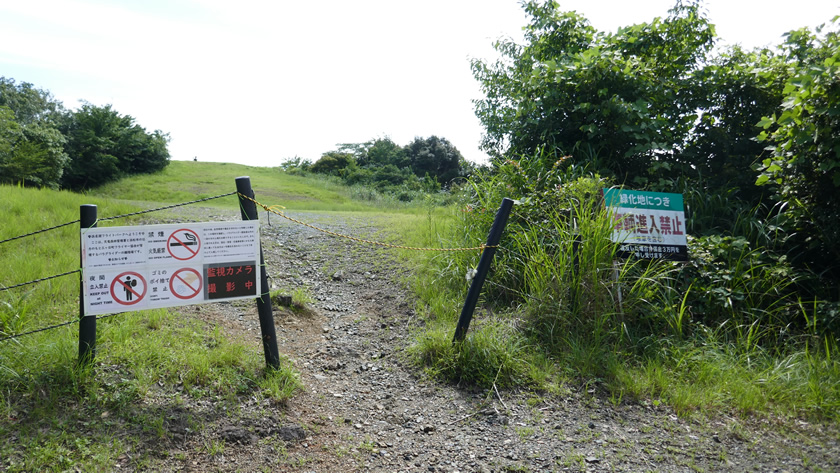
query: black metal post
[
  {"left": 453, "top": 198, "right": 514, "bottom": 342},
  {"left": 235, "top": 176, "right": 281, "bottom": 369},
  {"left": 79, "top": 204, "right": 97, "bottom": 365}
]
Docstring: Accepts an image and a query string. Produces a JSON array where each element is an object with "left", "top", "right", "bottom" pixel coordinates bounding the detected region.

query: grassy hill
[
  {"left": 0, "top": 162, "right": 444, "bottom": 471},
  {"left": 90, "top": 160, "right": 423, "bottom": 213}
]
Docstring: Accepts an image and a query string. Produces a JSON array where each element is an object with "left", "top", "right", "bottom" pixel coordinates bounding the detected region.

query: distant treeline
[
  {"left": 0, "top": 77, "right": 170, "bottom": 191},
  {"left": 282, "top": 136, "right": 479, "bottom": 198}
]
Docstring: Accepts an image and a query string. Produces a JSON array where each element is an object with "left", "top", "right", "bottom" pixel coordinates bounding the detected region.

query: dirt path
[{"left": 145, "top": 207, "right": 840, "bottom": 472}]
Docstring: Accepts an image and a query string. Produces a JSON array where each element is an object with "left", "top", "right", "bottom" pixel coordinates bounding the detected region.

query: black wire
[
  {"left": 0, "top": 311, "right": 131, "bottom": 343},
  {"left": 99, "top": 191, "right": 237, "bottom": 221},
  {"left": 0, "top": 270, "right": 80, "bottom": 292},
  {"left": 0, "top": 318, "right": 79, "bottom": 343},
  {"left": 0, "top": 219, "right": 80, "bottom": 245}
]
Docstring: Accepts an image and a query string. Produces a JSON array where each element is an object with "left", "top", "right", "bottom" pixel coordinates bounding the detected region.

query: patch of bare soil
[{"left": 139, "top": 206, "right": 839, "bottom": 472}]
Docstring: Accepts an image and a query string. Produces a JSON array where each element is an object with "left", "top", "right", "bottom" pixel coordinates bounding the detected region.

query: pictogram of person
[{"left": 124, "top": 275, "right": 138, "bottom": 300}]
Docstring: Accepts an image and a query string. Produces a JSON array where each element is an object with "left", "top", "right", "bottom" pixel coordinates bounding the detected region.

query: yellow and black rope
[{"left": 238, "top": 193, "right": 496, "bottom": 253}]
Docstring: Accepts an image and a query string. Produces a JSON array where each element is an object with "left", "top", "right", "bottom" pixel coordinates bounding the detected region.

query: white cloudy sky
[{"left": 1, "top": 0, "right": 837, "bottom": 167}]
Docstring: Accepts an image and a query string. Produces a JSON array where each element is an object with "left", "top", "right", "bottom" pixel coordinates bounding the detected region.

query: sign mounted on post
[
  {"left": 603, "top": 188, "right": 688, "bottom": 261},
  {"left": 81, "top": 221, "right": 260, "bottom": 315}
]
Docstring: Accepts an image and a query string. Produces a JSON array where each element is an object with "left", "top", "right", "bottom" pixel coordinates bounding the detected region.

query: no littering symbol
[
  {"left": 170, "top": 268, "right": 202, "bottom": 300},
  {"left": 167, "top": 228, "right": 201, "bottom": 260},
  {"left": 111, "top": 271, "right": 147, "bottom": 306}
]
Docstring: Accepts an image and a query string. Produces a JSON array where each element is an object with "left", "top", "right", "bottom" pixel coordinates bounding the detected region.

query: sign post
[
  {"left": 236, "top": 176, "right": 281, "bottom": 370},
  {"left": 79, "top": 204, "right": 98, "bottom": 366}
]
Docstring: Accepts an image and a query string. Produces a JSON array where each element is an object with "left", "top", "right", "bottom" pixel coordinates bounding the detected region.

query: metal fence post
[
  {"left": 453, "top": 197, "right": 514, "bottom": 342},
  {"left": 235, "top": 176, "right": 281, "bottom": 369},
  {"left": 79, "top": 204, "right": 97, "bottom": 365}
]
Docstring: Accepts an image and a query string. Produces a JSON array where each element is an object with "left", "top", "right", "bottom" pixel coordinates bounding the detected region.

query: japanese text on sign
[
  {"left": 82, "top": 221, "right": 261, "bottom": 315},
  {"left": 603, "top": 188, "right": 688, "bottom": 261}
]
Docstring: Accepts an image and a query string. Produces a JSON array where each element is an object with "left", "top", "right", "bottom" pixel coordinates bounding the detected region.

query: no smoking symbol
[
  {"left": 167, "top": 229, "right": 201, "bottom": 260},
  {"left": 170, "top": 268, "right": 202, "bottom": 300},
  {"left": 111, "top": 271, "right": 147, "bottom": 306}
]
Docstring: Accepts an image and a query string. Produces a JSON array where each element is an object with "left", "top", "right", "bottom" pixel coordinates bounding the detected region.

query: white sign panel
[
  {"left": 82, "top": 221, "right": 261, "bottom": 315},
  {"left": 603, "top": 188, "right": 688, "bottom": 261}
]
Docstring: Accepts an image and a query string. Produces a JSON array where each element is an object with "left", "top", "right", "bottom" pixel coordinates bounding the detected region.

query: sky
[{"left": 1, "top": 0, "right": 838, "bottom": 167}]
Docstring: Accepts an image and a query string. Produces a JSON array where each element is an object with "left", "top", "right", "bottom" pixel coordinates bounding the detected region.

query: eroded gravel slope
[{"left": 143, "top": 207, "right": 840, "bottom": 473}]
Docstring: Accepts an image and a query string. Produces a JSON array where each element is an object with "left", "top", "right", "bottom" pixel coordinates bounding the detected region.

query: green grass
[
  {"left": 408, "top": 156, "right": 840, "bottom": 422},
  {"left": 0, "top": 309, "right": 300, "bottom": 472},
  {"left": 0, "top": 161, "right": 443, "bottom": 472},
  {"left": 90, "top": 160, "right": 432, "bottom": 213},
  {"left": 0, "top": 184, "right": 144, "bottom": 336}
]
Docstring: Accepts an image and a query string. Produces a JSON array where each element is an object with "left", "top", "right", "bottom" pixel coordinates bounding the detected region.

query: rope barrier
[
  {"left": 238, "top": 193, "right": 495, "bottom": 253},
  {"left": 0, "top": 311, "right": 130, "bottom": 343},
  {"left": 0, "top": 219, "right": 80, "bottom": 245},
  {"left": 0, "top": 192, "right": 236, "bottom": 248},
  {"left": 99, "top": 191, "right": 237, "bottom": 221},
  {"left": 0, "top": 269, "right": 80, "bottom": 292},
  {"left": 0, "top": 318, "right": 80, "bottom": 343}
]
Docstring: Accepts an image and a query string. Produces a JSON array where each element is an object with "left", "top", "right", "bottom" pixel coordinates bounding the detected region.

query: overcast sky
[{"left": 1, "top": 0, "right": 838, "bottom": 167}]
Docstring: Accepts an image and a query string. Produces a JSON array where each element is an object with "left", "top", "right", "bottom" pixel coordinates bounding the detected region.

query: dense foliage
[
  {"left": 471, "top": 0, "right": 840, "bottom": 297},
  {"left": 0, "top": 78, "right": 170, "bottom": 190},
  {"left": 412, "top": 1, "right": 840, "bottom": 417},
  {"left": 294, "top": 136, "right": 473, "bottom": 199}
]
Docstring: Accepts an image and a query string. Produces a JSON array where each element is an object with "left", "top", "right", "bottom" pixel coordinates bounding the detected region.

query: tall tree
[
  {"left": 404, "top": 136, "right": 466, "bottom": 185},
  {"left": 0, "top": 79, "right": 69, "bottom": 188},
  {"left": 472, "top": 1, "right": 715, "bottom": 185},
  {"left": 755, "top": 23, "right": 840, "bottom": 274},
  {"left": 61, "top": 103, "right": 169, "bottom": 190}
]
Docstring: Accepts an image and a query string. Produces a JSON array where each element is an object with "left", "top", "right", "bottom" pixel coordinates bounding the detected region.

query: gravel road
[{"left": 141, "top": 206, "right": 840, "bottom": 472}]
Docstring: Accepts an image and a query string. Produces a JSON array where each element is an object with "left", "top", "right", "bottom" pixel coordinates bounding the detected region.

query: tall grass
[
  {"left": 0, "top": 185, "right": 142, "bottom": 336},
  {"left": 409, "top": 150, "right": 840, "bottom": 420},
  {"left": 1, "top": 181, "right": 303, "bottom": 471}
]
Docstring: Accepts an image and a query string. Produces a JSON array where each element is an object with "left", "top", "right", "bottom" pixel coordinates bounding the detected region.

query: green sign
[
  {"left": 603, "top": 188, "right": 683, "bottom": 212},
  {"left": 603, "top": 188, "right": 688, "bottom": 261}
]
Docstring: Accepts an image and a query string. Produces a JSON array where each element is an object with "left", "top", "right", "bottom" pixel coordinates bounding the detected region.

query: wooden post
[{"left": 453, "top": 198, "right": 514, "bottom": 342}]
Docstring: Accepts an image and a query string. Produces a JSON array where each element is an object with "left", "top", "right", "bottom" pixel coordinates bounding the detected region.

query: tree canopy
[
  {"left": 0, "top": 77, "right": 170, "bottom": 191},
  {"left": 471, "top": 0, "right": 840, "bottom": 284}
]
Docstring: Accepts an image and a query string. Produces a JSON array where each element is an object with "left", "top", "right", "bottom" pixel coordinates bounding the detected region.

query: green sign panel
[
  {"left": 603, "top": 188, "right": 688, "bottom": 261},
  {"left": 603, "top": 188, "right": 683, "bottom": 212}
]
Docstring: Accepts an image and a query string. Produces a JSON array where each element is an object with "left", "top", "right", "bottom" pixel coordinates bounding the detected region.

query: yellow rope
[{"left": 239, "top": 193, "right": 495, "bottom": 253}]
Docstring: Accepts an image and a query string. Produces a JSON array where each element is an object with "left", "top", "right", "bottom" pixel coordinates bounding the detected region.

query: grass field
[{"left": 2, "top": 160, "right": 839, "bottom": 470}]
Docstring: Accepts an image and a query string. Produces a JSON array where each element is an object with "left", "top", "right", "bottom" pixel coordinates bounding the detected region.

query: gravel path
[{"left": 143, "top": 207, "right": 840, "bottom": 472}]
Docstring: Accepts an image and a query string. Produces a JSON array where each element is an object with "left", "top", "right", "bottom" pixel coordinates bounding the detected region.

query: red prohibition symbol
[
  {"left": 167, "top": 228, "right": 201, "bottom": 260},
  {"left": 111, "top": 271, "right": 147, "bottom": 306},
  {"left": 170, "top": 268, "right": 202, "bottom": 300}
]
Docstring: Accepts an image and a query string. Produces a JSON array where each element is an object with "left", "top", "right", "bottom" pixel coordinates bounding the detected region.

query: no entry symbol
[
  {"left": 170, "top": 268, "right": 202, "bottom": 300},
  {"left": 111, "top": 271, "right": 147, "bottom": 306},
  {"left": 167, "top": 229, "right": 201, "bottom": 260}
]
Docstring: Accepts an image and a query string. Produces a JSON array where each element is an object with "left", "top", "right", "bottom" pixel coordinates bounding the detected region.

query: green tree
[
  {"left": 403, "top": 135, "right": 466, "bottom": 186},
  {"left": 310, "top": 151, "right": 356, "bottom": 176},
  {"left": 472, "top": 1, "right": 715, "bottom": 184},
  {"left": 0, "top": 77, "right": 64, "bottom": 125},
  {"left": 360, "top": 137, "right": 409, "bottom": 169},
  {"left": 755, "top": 21, "right": 840, "bottom": 273},
  {"left": 682, "top": 46, "right": 786, "bottom": 202},
  {"left": 0, "top": 79, "right": 69, "bottom": 188},
  {"left": 61, "top": 103, "right": 170, "bottom": 190}
]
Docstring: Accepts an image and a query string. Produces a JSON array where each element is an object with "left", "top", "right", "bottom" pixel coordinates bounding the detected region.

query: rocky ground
[{"left": 139, "top": 206, "right": 839, "bottom": 472}]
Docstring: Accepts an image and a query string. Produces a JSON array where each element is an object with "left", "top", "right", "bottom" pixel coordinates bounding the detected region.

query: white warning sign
[{"left": 82, "top": 221, "right": 260, "bottom": 315}]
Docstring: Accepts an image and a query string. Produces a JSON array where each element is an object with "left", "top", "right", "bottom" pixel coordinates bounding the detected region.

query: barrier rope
[
  {"left": 0, "top": 318, "right": 80, "bottom": 343},
  {"left": 238, "top": 193, "right": 496, "bottom": 253},
  {"left": 0, "top": 192, "right": 237, "bottom": 247},
  {"left": 0, "top": 219, "right": 80, "bottom": 245},
  {"left": 0, "top": 311, "right": 129, "bottom": 343},
  {"left": 0, "top": 269, "right": 80, "bottom": 292},
  {"left": 99, "top": 191, "right": 237, "bottom": 221}
]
